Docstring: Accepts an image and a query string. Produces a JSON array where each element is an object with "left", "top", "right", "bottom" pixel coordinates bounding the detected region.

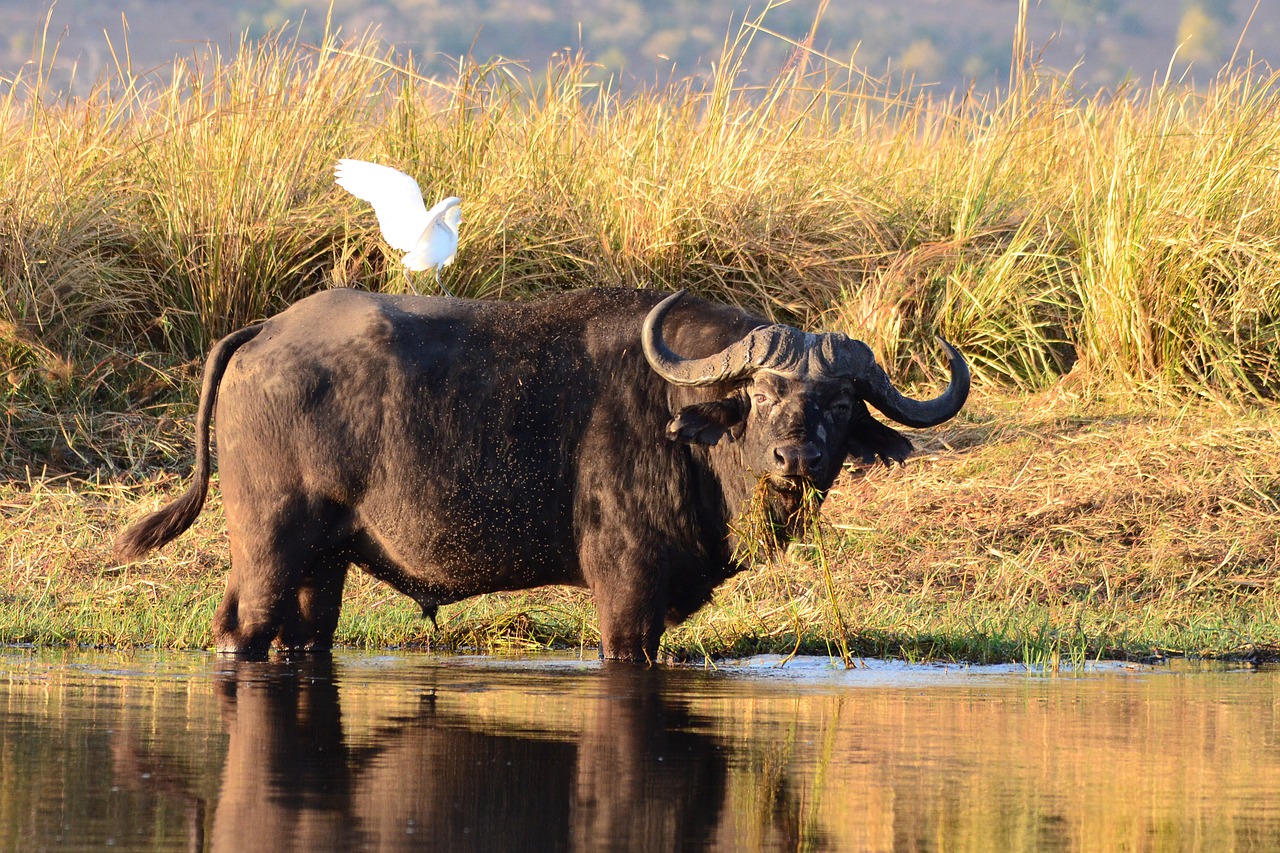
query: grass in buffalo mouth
[{"left": 728, "top": 476, "right": 826, "bottom": 566}]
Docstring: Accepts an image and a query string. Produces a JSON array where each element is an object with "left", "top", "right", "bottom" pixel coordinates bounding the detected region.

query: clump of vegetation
[
  {"left": 3, "top": 12, "right": 1279, "bottom": 662},
  {"left": 729, "top": 478, "right": 825, "bottom": 566}
]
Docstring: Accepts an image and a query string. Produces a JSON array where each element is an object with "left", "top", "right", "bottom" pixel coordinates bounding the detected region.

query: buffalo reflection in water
[{"left": 201, "top": 660, "right": 801, "bottom": 852}]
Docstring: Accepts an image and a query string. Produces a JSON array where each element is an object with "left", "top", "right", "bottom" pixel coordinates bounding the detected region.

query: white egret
[{"left": 334, "top": 159, "right": 461, "bottom": 295}]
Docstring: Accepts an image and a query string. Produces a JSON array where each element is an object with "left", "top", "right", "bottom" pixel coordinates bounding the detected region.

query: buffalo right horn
[{"left": 642, "top": 290, "right": 805, "bottom": 386}]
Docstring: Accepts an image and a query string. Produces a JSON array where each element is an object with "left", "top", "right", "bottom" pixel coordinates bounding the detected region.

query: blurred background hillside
[{"left": 2, "top": 0, "right": 1277, "bottom": 95}]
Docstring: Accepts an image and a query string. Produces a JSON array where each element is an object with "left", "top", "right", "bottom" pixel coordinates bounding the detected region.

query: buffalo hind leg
[
  {"left": 214, "top": 493, "right": 351, "bottom": 656},
  {"left": 214, "top": 534, "right": 326, "bottom": 657},
  {"left": 275, "top": 555, "right": 349, "bottom": 653}
]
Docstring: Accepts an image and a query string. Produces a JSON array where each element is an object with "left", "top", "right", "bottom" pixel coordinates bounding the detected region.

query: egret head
[{"left": 441, "top": 198, "right": 463, "bottom": 232}]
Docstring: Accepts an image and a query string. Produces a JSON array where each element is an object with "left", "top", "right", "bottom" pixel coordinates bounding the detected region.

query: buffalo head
[{"left": 642, "top": 290, "right": 969, "bottom": 537}]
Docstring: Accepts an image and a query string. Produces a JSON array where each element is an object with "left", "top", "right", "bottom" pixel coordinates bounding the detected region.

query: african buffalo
[{"left": 115, "top": 287, "right": 968, "bottom": 661}]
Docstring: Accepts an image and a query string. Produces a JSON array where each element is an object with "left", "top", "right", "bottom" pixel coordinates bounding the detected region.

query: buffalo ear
[
  {"left": 668, "top": 399, "right": 747, "bottom": 445},
  {"left": 846, "top": 401, "right": 914, "bottom": 465}
]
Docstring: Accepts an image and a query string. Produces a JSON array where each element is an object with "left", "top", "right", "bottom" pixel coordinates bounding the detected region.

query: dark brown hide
[{"left": 115, "top": 288, "right": 968, "bottom": 661}]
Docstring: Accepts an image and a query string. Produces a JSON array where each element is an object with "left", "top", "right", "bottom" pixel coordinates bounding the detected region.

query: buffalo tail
[{"left": 112, "top": 322, "right": 264, "bottom": 563}]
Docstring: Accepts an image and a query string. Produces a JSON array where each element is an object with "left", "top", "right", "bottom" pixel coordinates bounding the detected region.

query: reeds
[{"left": 3, "top": 17, "right": 1280, "bottom": 412}]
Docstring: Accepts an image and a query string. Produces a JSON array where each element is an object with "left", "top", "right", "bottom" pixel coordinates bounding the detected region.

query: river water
[{"left": 1, "top": 649, "right": 1278, "bottom": 851}]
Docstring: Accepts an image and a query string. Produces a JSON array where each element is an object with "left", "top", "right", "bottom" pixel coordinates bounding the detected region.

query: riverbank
[{"left": 5, "top": 388, "right": 1276, "bottom": 664}]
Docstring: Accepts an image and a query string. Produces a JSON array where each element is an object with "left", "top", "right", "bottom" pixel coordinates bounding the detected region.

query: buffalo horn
[
  {"left": 642, "top": 290, "right": 802, "bottom": 386},
  {"left": 643, "top": 291, "right": 970, "bottom": 429},
  {"left": 848, "top": 338, "right": 971, "bottom": 428}
]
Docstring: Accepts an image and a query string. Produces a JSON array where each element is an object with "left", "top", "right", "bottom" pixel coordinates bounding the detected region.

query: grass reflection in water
[{"left": 0, "top": 651, "right": 1277, "bottom": 852}]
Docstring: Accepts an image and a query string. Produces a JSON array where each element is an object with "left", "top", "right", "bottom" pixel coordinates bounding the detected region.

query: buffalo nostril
[
  {"left": 772, "top": 444, "right": 823, "bottom": 476},
  {"left": 802, "top": 446, "right": 823, "bottom": 469}
]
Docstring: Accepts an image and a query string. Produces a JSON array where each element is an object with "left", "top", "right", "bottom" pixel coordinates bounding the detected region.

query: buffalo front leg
[
  {"left": 593, "top": 587, "right": 665, "bottom": 662},
  {"left": 585, "top": 556, "right": 668, "bottom": 663}
]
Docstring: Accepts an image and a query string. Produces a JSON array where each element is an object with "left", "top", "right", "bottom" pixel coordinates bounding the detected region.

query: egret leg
[{"left": 435, "top": 268, "right": 454, "bottom": 298}]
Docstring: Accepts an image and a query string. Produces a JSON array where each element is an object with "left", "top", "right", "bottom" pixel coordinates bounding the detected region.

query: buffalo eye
[
  {"left": 831, "top": 400, "right": 853, "bottom": 417},
  {"left": 753, "top": 393, "right": 770, "bottom": 406}
]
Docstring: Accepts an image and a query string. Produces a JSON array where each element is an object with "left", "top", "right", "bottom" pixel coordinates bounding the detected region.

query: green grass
[
  {"left": 4, "top": 393, "right": 1277, "bottom": 663},
  {"left": 3, "top": 12, "right": 1280, "bottom": 662}
]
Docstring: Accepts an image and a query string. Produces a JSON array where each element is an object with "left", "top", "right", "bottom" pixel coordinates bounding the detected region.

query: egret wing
[{"left": 334, "top": 159, "right": 430, "bottom": 253}]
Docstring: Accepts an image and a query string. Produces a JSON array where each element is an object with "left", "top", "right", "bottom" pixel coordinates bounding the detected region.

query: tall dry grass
[{"left": 2, "top": 13, "right": 1280, "bottom": 475}]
